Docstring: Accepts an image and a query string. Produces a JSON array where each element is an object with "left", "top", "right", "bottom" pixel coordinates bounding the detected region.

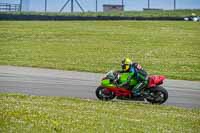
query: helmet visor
[{"left": 121, "top": 64, "right": 129, "bottom": 71}]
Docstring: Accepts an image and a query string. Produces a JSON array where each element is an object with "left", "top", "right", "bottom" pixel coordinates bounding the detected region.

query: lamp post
[
  {"left": 20, "top": 0, "right": 22, "bottom": 12},
  {"left": 71, "top": 0, "right": 74, "bottom": 13},
  {"left": 96, "top": 0, "right": 98, "bottom": 12},
  {"left": 45, "top": 0, "right": 47, "bottom": 12},
  {"left": 174, "top": 0, "right": 176, "bottom": 10},
  {"left": 122, "top": 0, "right": 124, "bottom": 10}
]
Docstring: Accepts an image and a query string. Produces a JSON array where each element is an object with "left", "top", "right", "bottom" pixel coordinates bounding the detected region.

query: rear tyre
[
  {"left": 96, "top": 86, "right": 115, "bottom": 101},
  {"left": 146, "top": 86, "right": 168, "bottom": 104}
]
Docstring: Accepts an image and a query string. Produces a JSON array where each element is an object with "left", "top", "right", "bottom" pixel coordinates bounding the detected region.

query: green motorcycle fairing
[
  {"left": 101, "top": 79, "right": 115, "bottom": 87},
  {"left": 101, "top": 72, "right": 138, "bottom": 87},
  {"left": 119, "top": 72, "right": 138, "bottom": 86}
]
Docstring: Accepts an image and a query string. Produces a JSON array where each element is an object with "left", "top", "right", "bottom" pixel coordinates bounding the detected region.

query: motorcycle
[{"left": 96, "top": 71, "right": 168, "bottom": 104}]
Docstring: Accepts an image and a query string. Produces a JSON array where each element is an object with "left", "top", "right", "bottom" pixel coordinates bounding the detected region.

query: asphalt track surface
[{"left": 0, "top": 66, "right": 200, "bottom": 108}]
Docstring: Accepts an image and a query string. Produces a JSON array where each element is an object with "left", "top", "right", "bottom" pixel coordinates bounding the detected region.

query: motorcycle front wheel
[
  {"left": 96, "top": 86, "right": 116, "bottom": 101},
  {"left": 146, "top": 86, "right": 168, "bottom": 104}
]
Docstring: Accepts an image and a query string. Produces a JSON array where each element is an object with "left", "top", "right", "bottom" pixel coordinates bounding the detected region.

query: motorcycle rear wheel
[
  {"left": 146, "top": 86, "right": 168, "bottom": 104},
  {"left": 96, "top": 86, "right": 116, "bottom": 101}
]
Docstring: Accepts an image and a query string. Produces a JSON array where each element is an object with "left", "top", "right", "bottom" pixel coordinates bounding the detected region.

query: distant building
[
  {"left": 0, "top": 3, "right": 20, "bottom": 12},
  {"left": 0, "top": 0, "right": 29, "bottom": 12},
  {"left": 103, "top": 4, "right": 124, "bottom": 12}
]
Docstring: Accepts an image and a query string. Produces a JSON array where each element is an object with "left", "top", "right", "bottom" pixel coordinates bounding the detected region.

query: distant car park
[{"left": 184, "top": 13, "right": 200, "bottom": 22}]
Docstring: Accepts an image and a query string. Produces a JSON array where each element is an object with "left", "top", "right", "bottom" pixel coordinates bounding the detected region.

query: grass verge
[
  {"left": 0, "top": 93, "right": 199, "bottom": 132},
  {"left": 1, "top": 9, "right": 200, "bottom": 17},
  {"left": 0, "top": 21, "right": 200, "bottom": 80}
]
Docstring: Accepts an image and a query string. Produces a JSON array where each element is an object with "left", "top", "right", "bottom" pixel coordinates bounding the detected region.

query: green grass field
[
  {"left": 1, "top": 9, "right": 200, "bottom": 17},
  {"left": 0, "top": 93, "right": 199, "bottom": 133},
  {"left": 0, "top": 21, "right": 200, "bottom": 80}
]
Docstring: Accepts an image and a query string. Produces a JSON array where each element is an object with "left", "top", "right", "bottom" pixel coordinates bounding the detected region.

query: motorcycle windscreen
[{"left": 119, "top": 73, "right": 138, "bottom": 86}]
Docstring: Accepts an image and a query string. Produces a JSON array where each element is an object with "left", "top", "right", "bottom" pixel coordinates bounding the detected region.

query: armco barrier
[{"left": 0, "top": 14, "right": 184, "bottom": 21}]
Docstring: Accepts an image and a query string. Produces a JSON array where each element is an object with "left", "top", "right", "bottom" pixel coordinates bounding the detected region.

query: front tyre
[
  {"left": 146, "top": 86, "right": 168, "bottom": 104},
  {"left": 96, "top": 86, "right": 115, "bottom": 101}
]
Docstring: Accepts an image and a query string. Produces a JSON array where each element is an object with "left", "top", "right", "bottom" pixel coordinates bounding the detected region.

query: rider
[{"left": 119, "top": 58, "right": 148, "bottom": 96}]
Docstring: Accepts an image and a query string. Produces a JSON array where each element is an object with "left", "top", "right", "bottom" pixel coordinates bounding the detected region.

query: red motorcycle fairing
[
  {"left": 148, "top": 75, "right": 165, "bottom": 88},
  {"left": 106, "top": 87, "right": 131, "bottom": 97}
]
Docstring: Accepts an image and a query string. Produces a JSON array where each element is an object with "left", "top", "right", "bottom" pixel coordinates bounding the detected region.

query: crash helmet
[{"left": 121, "top": 58, "right": 132, "bottom": 71}]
